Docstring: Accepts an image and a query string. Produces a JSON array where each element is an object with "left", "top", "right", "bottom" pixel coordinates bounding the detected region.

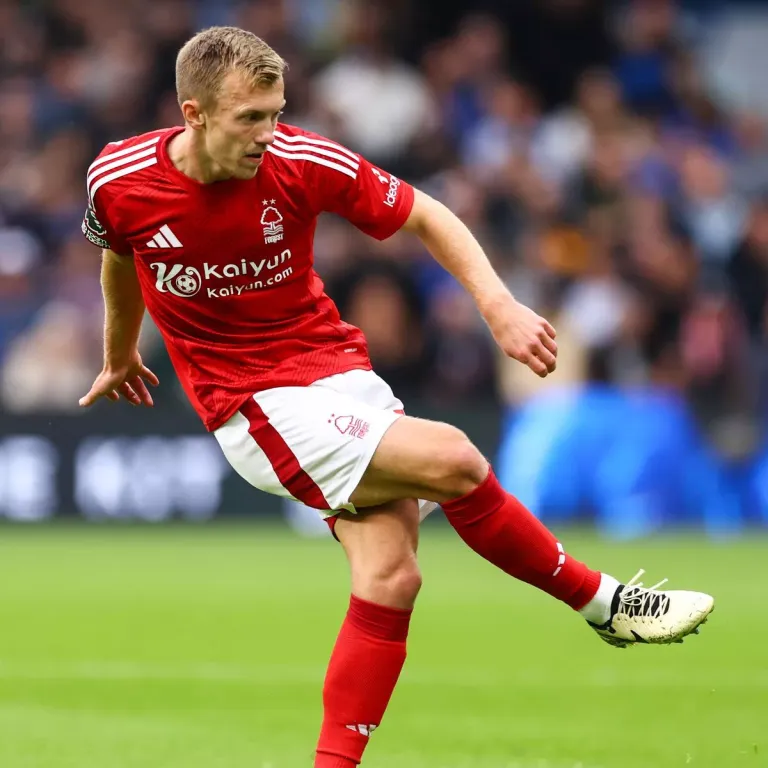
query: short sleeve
[
  {"left": 311, "top": 152, "right": 415, "bottom": 241},
  {"left": 81, "top": 192, "right": 131, "bottom": 255}
]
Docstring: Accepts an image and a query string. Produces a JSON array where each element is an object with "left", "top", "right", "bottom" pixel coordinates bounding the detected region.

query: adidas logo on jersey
[{"left": 146, "top": 224, "right": 183, "bottom": 249}]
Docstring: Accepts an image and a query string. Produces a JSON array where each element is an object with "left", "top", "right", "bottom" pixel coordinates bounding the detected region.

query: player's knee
[
  {"left": 386, "top": 563, "right": 423, "bottom": 604},
  {"left": 358, "top": 560, "right": 422, "bottom": 607},
  {"left": 431, "top": 429, "right": 488, "bottom": 498}
]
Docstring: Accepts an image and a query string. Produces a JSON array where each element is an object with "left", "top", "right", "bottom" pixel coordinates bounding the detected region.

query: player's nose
[{"left": 255, "top": 128, "right": 276, "bottom": 147}]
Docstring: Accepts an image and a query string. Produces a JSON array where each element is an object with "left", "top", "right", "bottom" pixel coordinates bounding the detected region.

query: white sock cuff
[{"left": 578, "top": 573, "right": 621, "bottom": 625}]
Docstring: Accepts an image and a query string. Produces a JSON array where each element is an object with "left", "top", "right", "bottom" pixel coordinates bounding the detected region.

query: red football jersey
[{"left": 82, "top": 124, "right": 415, "bottom": 431}]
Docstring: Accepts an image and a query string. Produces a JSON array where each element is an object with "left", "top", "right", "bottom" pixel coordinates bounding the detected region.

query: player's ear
[{"left": 181, "top": 99, "right": 206, "bottom": 130}]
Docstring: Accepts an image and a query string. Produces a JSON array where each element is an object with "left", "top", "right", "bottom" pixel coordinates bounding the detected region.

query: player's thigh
[
  {"left": 321, "top": 371, "right": 440, "bottom": 521},
  {"left": 335, "top": 497, "right": 421, "bottom": 609},
  {"left": 349, "top": 415, "right": 488, "bottom": 508},
  {"left": 213, "top": 376, "right": 401, "bottom": 515}
]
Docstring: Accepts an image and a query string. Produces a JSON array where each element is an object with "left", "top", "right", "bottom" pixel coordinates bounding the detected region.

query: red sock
[
  {"left": 315, "top": 595, "right": 412, "bottom": 767},
  {"left": 441, "top": 468, "right": 601, "bottom": 609}
]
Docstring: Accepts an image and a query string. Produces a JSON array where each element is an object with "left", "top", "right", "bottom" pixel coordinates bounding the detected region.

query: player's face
[{"left": 205, "top": 72, "right": 286, "bottom": 180}]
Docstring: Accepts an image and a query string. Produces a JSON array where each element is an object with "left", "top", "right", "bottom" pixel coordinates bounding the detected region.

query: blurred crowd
[{"left": 2, "top": 0, "right": 768, "bottom": 454}]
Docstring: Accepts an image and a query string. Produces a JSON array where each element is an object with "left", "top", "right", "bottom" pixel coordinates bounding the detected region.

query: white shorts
[{"left": 214, "top": 369, "right": 438, "bottom": 520}]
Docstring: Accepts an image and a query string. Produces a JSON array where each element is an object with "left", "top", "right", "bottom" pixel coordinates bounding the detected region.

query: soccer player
[{"left": 79, "top": 27, "right": 714, "bottom": 767}]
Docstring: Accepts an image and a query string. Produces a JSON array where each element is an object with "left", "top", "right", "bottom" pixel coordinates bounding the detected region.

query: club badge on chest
[{"left": 261, "top": 199, "right": 284, "bottom": 244}]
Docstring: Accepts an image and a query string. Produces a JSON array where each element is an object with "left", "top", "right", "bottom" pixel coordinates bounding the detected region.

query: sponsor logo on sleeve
[{"left": 371, "top": 167, "right": 400, "bottom": 208}]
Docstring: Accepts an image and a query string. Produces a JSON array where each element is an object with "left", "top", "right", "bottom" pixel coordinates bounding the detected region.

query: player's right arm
[
  {"left": 79, "top": 143, "right": 160, "bottom": 408},
  {"left": 79, "top": 250, "right": 159, "bottom": 408}
]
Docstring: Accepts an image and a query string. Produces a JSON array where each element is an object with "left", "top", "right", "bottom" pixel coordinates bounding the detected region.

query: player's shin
[
  {"left": 441, "top": 467, "right": 605, "bottom": 612},
  {"left": 315, "top": 595, "right": 411, "bottom": 767}
]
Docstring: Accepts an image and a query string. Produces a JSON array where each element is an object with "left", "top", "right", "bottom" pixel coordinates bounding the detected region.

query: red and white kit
[{"left": 82, "top": 124, "right": 435, "bottom": 517}]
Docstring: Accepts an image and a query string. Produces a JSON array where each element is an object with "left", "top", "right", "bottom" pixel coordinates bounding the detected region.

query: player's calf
[{"left": 316, "top": 500, "right": 419, "bottom": 767}]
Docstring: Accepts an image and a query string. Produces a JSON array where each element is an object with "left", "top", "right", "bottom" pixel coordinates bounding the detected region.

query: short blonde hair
[{"left": 176, "top": 26, "right": 286, "bottom": 108}]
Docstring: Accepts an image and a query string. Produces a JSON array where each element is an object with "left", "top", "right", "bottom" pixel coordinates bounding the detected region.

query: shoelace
[{"left": 618, "top": 569, "right": 672, "bottom": 619}]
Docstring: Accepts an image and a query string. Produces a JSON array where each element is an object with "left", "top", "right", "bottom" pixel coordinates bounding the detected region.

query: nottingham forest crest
[{"left": 260, "top": 200, "right": 284, "bottom": 244}]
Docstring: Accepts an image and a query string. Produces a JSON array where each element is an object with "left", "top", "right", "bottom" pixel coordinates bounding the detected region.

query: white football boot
[{"left": 588, "top": 570, "right": 714, "bottom": 648}]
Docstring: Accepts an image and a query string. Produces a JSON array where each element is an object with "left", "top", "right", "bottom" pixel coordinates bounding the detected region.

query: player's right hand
[{"left": 79, "top": 356, "right": 159, "bottom": 408}]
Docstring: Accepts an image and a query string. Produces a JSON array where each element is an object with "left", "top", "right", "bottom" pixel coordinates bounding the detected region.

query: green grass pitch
[{"left": 0, "top": 523, "right": 765, "bottom": 768}]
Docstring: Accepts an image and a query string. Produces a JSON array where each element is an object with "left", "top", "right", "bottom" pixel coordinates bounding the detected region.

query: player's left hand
[{"left": 485, "top": 297, "right": 557, "bottom": 378}]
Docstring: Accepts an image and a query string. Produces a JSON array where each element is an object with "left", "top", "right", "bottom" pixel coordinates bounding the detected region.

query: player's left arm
[
  {"left": 304, "top": 132, "right": 555, "bottom": 377},
  {"left": 401, "top": 189, "right": 557, "bottom": 378}
]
